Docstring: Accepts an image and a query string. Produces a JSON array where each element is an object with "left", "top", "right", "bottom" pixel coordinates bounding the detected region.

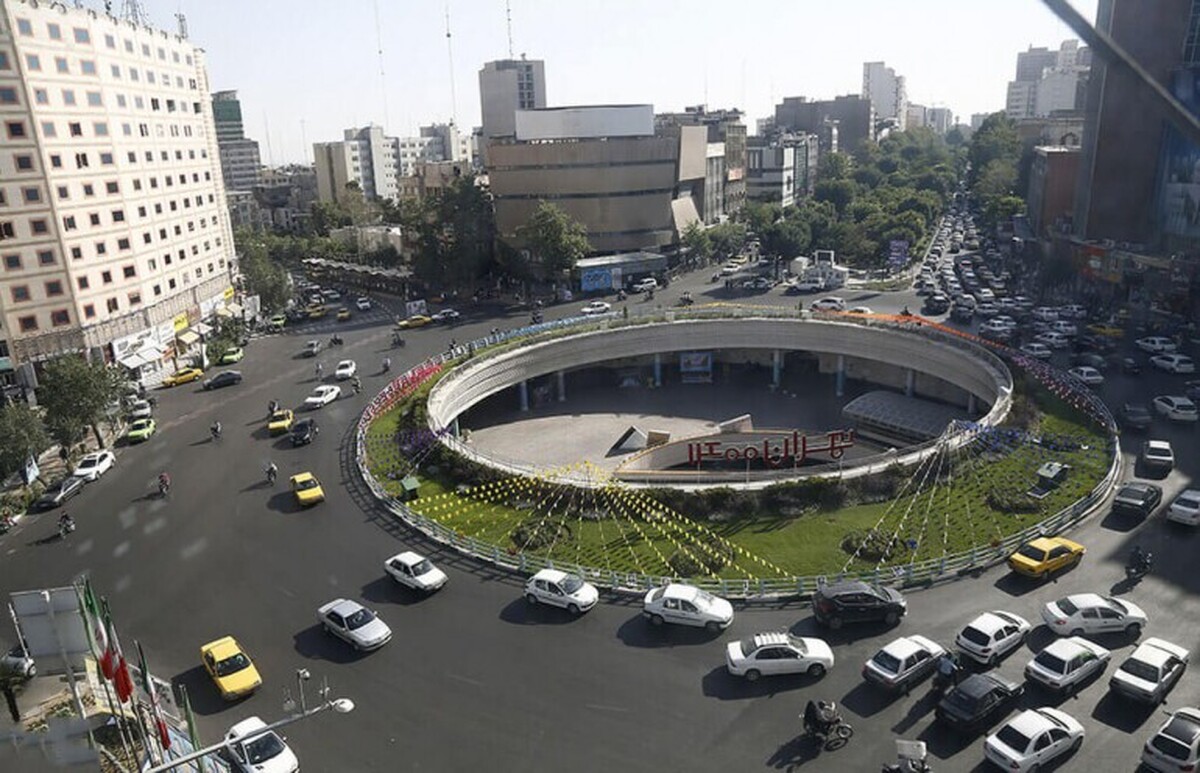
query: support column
[
  {"left": 519, "top": 380, "right": 529, "bottom": 412},
  {"left": 452, "top": 417, "right": 460, "bottom": 437},
  {"left": 557, "top": 370, "right": 566, "bottom": 402},
  {"left": 967, "top": 392, "right": 977, "bottom": 415},
  {"left": 835, "top": 354, "right": 845, "bottom": 398},
  {"left": 905, "top": 368, "right": 915, "bottom": 397},
  {"left": 772, "top": 349, "right": 782, "bottom": 387},
  {"left": 653, "top": 353, "right": 662, "bottom": 388}
]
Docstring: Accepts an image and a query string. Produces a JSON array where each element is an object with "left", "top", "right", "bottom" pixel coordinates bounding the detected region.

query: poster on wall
[
  {"left": 406, "top": 299, "right": 428, "bottom": 317},
  {"left": 580, "top": 268, "right": 614, "bottom": 292},
  {"left": 679, "top": 351, "right": 713, "bottom": 384}
]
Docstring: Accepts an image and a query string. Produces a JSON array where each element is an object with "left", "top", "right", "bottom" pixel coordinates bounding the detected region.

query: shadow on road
[
  {"left": 993, "top": 572, "right": 1051, "bottom": 597},
  {"left": 291, "top": 624, "right": 369, "bottom": 664},
  {"left": 1091, "top": 691, "right": 1157, "bottom": 733},
  {"left": 764, "top": 734, "right": 823, "bottom": 770},
  {"left": 615, "top": 615, "right": 723, "bottom": 649},
  {"left": 840, "top": 681, "right": 902, "bottom": 718},
  {"left": 918, "top": 719, "right": 976, "bottom": 760},
  {"left": 700, "top": 666, "right": 819, "bottom": 701},
  {"left": 170, "top": 666, "right": 235, "bottom": 717},
  {"left": 787, "top": 616, "right": 892, "bottom": 645},
  {"left": 264, "top": 491, "right": 303, "bottom": 515},
  {"left": 891, "top": 688, "right": 939, "bottom": 734},
  {"left": 359, "top": 575, "right": 432, "bottom": 607},
  {"left": 497, "top": 598, "right": 581, "bottom": 626}
]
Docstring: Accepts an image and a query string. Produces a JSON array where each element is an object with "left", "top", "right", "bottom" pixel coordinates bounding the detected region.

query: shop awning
[
  {"left": 194, "top": 322, "right": 214, "bottom": 336},
  {"left": 226, "top": 302, "right": 243, "bottom": 317},
  {"left": 118, "top": 348, "right": 159, "bottom": 369},
  {"left": 177, "top": 330, "right": 200, "bottom": 346},
  {"left": 215, "top": 307, "right": 233, "bottom": 318}
]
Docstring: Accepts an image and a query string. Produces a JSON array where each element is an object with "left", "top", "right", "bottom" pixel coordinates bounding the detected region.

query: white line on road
[
  {"left": 584, "top": 703, "right": 629, "bottom": 713},
  {"left": 277, "top": 586, "right": 296, "bottom": 598},
  {"left": 445, "top": 672, "right": 484, "bottom": 687}
]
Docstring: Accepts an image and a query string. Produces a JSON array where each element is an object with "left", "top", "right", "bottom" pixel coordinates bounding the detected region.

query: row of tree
[{"left": 968, "top": 113, "right": 1026, "bottom": 229}]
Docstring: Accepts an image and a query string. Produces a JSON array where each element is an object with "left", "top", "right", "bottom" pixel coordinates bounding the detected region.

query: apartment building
[{"left": 0, "top": 0, "right": 237, "bottom": 382}]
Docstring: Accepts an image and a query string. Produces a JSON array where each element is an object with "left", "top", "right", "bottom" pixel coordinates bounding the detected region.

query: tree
[
  {"left": 233, "top": 231, "right": 292, "bottom": 312},
  {"left": 818, "top": 152, "right": 853, "bottom": 181},
  {"left": 708, "top": 221, "right": 747, "bottom": 259},
  {"left": 680, "top": 222, "right": 713, "bottom": 262},
  {"left": 0, "top": 403, "right": 49, "bottom": 481},
  {"left": 516, "top": 201, "right": 590, "bottom": 276},
  {"left": 38, "top": 356, "right": 124, "bottom": 449},
  {"left": 814, "top": 179, "right": 858, "bottom": 217},
  {"left": 761, "top": 218, "right": 811, "bottom": 258}
]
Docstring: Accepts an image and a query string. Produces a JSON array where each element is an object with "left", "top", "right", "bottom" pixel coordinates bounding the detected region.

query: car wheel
[
  {"left": 1069, "top": 735, "right": 1082, "bottom": 753},
  {"left": 567, "top": 603, "right": 581, "bottom": 616},
  {"left": 1070, "top": 628, "right": 1083, "bottom": 637},
  {"left": 525, "top": 593, "right": 538, "bottom": 605},
  {"left": 1126, "top": 623, "right": 1142, "bottom": 637},
  {"left": 744, "top": 669, "right": 761, "bottom": 682},
  {"left": 807, "top": 663, "right": 826, "bottom": 678},
  {"left": 1028, "top": 765, "right": 1040, "bottom": 773},
  {"left": 705, "top": 620, "right": 721, "bottom": 634},
  {"left": 987, "top": 653, "right": 998, "bottom": 668},
  {"left": 884, "top": 610, "right": 899, "bottom": 626},
  {"left": 827, "top": 616, "right": 843, "bottom": 630},
  {"left": 649, "top": 614, "right": 665, "bottom": 627}
]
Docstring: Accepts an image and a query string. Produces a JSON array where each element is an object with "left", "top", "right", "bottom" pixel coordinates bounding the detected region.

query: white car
[
  {"left": 954, "top": 610, "right": 1031, "bottom": 666},
  {"left": 1167, "top": 489, "right": 1200, "bottom": 526},
  {"left": 384, "top": 551, "right": 447, "bottom": 592},
  {"left": 1050, "top": 320, "right": 1078, "bottom": 337},
  {"left": 224, "top": 716, "right": 300, "bottom": 773},
  {"left": 1035, "top": 331, "right": 1070, "bottom": 349},
  {"left": 642, "top": 583, "right": 734, "bottom": 631},
  {"left": 975, "top": 302, "right": 999, "bottom": 317},
  {"left": 862, "top": 635, "right": 946, "bottom": 692},
  {"left": 334, "top": 360, "right": 357, "bottom": 380},
  {"left": 1151, "top": 353, "right": 1196, "bottom": 374},
  {"left": 725, "top": 633, "right": 834, "bottom": 681},
  {"left": 1153, "top": 395, "right": 1199, "bottom": 422},
  {"left": 304, "top": 385, "right": 341, "bottom": 409},
  {"left": 580, "top": 300, "right": 612, "bottom": 316},
  {"left": 846, "top": 306, "right": 873, "bottom": 315},
  {"left": 72, "top": 450, "right": 116, "bottom": 482},
  {"left": 984, "top": 707, "right": 1084, "bottom": 773},
  {"left": 431, "top": 309, "right": 460, "bottom": 323},
  {"left": 317, "top": 598, "right": 392, "bottom": 651},
  {"left": 993, "top": 314, "right": 1018, "bottom": 330},
  {"left": 1024, "top": 636, "right": 1110, "bottom": 693},
  {"left": 1137, "top": 336, "right": 1178, "bottom": 353},
  {"left": 128, "top": 399, "right": 153, "bottom": 419},
  {"left": 1143, "top": 708, "right": 1200, "bottom": 773},
  {"left": 1019, "top": 343, "right": 1052, "bottom": 360},
  {"left": 793, "top": 277, "right": 826, "bottom": 292},
  {"left": 1060, "top": 303, "right": 1087, "bottom": 319},
  {"left": 1032, "top": 306, "right": 1060, "bottom": 323},
  {"left": 810, "top": 297, "right": 846, "bottom": 312},
  {"left": 1109, "top": 637, "right": 1189, "bottom": 704},
  {"left": 524, "top": 569, "right": 598, "bottom": 615},
  {"left": 1067, "top": 366, "right": 1104, "bottom": 385},
  {"left": 1041, "top": 593, "right": 1147, "bottom": 637},
  {"left": 632, "top": 278, "right": 658, "bottom": 293},
  {"left": 355, "top": 296, "right": 372, "bottom": 311},
  {"left": 1143, "top": 440, "right": 1176, "bottom": 471}
]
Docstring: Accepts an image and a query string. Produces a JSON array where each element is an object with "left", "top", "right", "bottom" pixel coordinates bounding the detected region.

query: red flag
[
  {"left": 137, "top": 640, "right": 171, "bottom": 750},
  {"left": 99, "top": 604, "right": 117, "bottom": 681},
  {"left": 113, "top": 635, "right": 134, "bottom": 703}
]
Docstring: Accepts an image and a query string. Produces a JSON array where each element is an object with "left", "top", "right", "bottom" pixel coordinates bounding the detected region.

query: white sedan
[
  {"left": 580, "top": 300, "right": 612, "bottom": 316},
  {"left": 1041, "top": 593, "right": 1147, "bottom": 637},
  {"left": 384, "top": 551, "right": 448, "bottom": 593},
  {"left": 1024, "top": 636, "right": 1110, "bottom": 693},
  {"left": 642, "top": 583, "right": 733, "bottom": 631},
  {"left": 1109, "top": 637, "right": 1189, "bottom": 704},
  {"left": 984, "top": 707, "right": 1084, "bottom": 773},
  {"left": 725, "top": 633, "right": 834, "bottom": 680},
  {"left": 1136, "top": 336, "right": 1178, "bottom": 353},
  {"left": 431, "top": 309, "right": 460, "bottom": 323},
  {"left": 1143, "top": 708, "right": 1200, "bottom": 773},
  {"left": 810, "top": 297, "right": 846, "bottom": 312},
  {"left": 355, "top": 296, "right": 372, "bottom": 310},
  {"left": 1067, "top": 366, "right": 1105, "bottom": 385},
  {"left": 317, "top": 598, "right": 392, "bottom": 651},
  {"left": 334, "top": 360, "right": 357, "bottom": 380},
  {"left": 304, "top": 385, "right": 341, "bottom": 409},
  {"left": 72, "top": 450, "right": 116, "bottom": 482},
  {"left": 1019, "top": 343, "right": 1052, "bottom": 360},
  {"left": 224, "top": 716, "right": 300, "bottom": 773},
  {"left": 1151, "top": 353, "right": 1196, "bottom": 374},
  {"left": 954, "top": 610, "right": 1031, "bottom": 666},
  {"left": 524, "top": 569, "right": 598, "bottom": 615},
  {"left": 862, "top": 635, "right": 946, "bottom": 692},
  {"left": 1167, "top": 489, "right": 1200, "bottom": 526},
  {"left": 1153, "top": 395, "right": 1199, "bottom": 422}
]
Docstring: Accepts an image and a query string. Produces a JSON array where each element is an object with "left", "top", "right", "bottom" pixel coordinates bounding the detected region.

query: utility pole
[{"left": 445, "top": 3, "right": 458, "bottom": 126}]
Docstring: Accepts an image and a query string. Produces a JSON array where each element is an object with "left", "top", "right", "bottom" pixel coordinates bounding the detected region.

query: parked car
[
  {"left": 631, "top": 278, "right": 659, "bottom": 293},
  {"left": 1153, "top": 395, "right": 1199, "bottom": 422},
  {"left": 642, "top": 584, "right": 734, "bottom": 631},
  {"left": 203, "top": 371, "right": 243, "bottom": 391},
  {"left": 985, "top": 707, "right": 1084, "bottom": 772},
  {"left": 954, "top": 610, "right": 1031, "bottom": 666},
  {"left": 935, "top": 672, "right": 1024, "bottom": 732},
  {"left": 33, "top": 476, "right": 85, "bottom": 510},
  {"left": 1007, "top": 536, "right": 1085, "bottom": 580},
  {"left": 580, "top": 300, "right": 612, "bottom": 316},
  {"left": 1109, "top": 637, "right": 1189, "bottom": 704},
  {"left": 1141, "top": 440, "right": 1176, "bottom": 473},
  {"left": 1167, "top": 489, "right": 1200, "bottom": 526},
  {"left": 1041, "top": 593, "right": 1147, "bottom": 637},
  {"left": 862, "top": 635, "right": 946, "bottom": 693},
  {"left": 1019, "top": 343, "right": 1052, "bottom": 360},
  {"left": 126, "top": 418, "right": 156, "bottom": 443},
  {"left": 1136, "top": 336, "right": 1178, "bottom": 354},
  {"left": 1024, "top": 636, "right": 1110, "bottom": 694},
  {"left": 384, "top": 551, "right": 448, "bottom": 593},
  {"left": 1142, "top": 708, "right": 1200, "bottom": 773},
  {"left": 1111, "top": 482, "right": 1163, "bottom": 519},
  {"left": 1069, "top": 352, "right": 1108, "bottom": 370},
  {"left": 317, "top": 598, "right": 392, "bottom": 651},
  {"left": 162, "top": 367, "right": 204, "bottom": 387},
  {"left": 355, "top": 296, "right": 372, "bottom": 311},
  {"left": 1067, "top": 366, "right": 1104, "bottom": 386},
  {"left": 1120, "top": 403, "right": 1153, "bottom": 431},
  {"left": 127, "top": 399, "right": 153, "bottom": 419},
  {"left": 792, "top": 277, "right": 826, "bottom": 293},
  {"left": 71, "top": 450, "right": 116, "bottom": 482},
  {"left": 1035, "top": 331, "right": 1070, "bottom": 349},
  {"left": 222, "top": 716, "right": 300, "bottom": 773},
  {"left": 289, "top": 418, "right": 319, "bottom": 446},
  {"left": 1152, "top": 353, "right": 1196, "bottom": 374},
  {"left": 524, "top": 569, "right": 598, "bottom": 615},
  {"left": 725, "top": 633, "right": 834, "bottom": 681},
  {"left": 811, "top": 581, "right": 907, "bottom": 629},
  {"left": 218, "top": 347, "right": 245, "bottom": 365}
]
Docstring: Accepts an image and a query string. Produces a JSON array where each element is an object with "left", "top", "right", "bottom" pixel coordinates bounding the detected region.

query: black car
[
  {"left": 1120, "top": 403, "right": 1153, "bottom": 431},
  {"left": 203, "top": 370, "right": 243, "bottom": 390},
  {"left": 33, "top": 476, "right": 85, "bottom": 511},
  {"left": 811, "top": 581, "right": 907, "bottom": 629},
  {"left": 924, "top": 294, "right": 951, "bottom": 315},
  {"left": 1111, "top": 481, "right": 1163, "bottom": 518},
  {"left": 936, "top": 673, "right": 1024, "bottom": 732},
  {"left": 290, "top": 418, "right": 319, "bottom": 446},
  {"left": 950, "top": 305, "right": 974, "bottom": 323}
]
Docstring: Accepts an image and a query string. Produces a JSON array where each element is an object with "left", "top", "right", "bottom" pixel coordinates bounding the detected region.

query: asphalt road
[{"left": 2, "top": 265, "right": 1198, "bottom": 773}]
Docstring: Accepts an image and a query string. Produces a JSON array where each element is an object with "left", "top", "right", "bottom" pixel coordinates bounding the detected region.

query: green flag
[{"left": 180, "top": 684, "right": 205, "bottom": 773}]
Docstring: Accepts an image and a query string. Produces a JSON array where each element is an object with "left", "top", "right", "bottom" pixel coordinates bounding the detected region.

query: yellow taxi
[
  {"left": 199, "top": 636, "right": 262, "bottom": 700},
  {"left": 291, "top": 472, "right": 325, "bottom": 506},
  {"left": 336, "top": 307, "right": 352, "bottom": 321},
  {"left": 162, "top": 367, "right": 204, "bottom": 387},
  {"left": 1007, "top": 536, "right": 1085, "bottom": 579},
  {"left": 395, "top": 314, "right": 432, "bottom": 329},
  {"left": 267, "top": 409, "right": 294, "bottom": 434},
  {"left": 307, "top": 304, "right": 328, "bottom": 319},
  {"left": 1086, "top": 323, "right": 1124, "bottom": 339}
]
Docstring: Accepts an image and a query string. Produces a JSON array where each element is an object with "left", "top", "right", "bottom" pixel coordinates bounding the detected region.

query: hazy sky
[{"left": 152, "top": 0, "right": 1093, "bottom": 164}]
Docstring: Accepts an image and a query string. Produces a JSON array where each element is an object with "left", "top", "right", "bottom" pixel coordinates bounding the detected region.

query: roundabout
[{"left": 357, "top": 306, "right": 1118, "bottom": 592}]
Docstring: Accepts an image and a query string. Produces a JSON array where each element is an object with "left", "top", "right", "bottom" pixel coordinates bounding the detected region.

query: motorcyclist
[
  {"left": 1128, "top": 544, "right": 1152, "bottom": 573},
  {"left": 58, "top": 512, "right": 75, "bottom": 535},
  {"left": 268, "top": 399, "right": 280, "bottom": 416},
  {"left": 265, "top": 461, "right": 278, "bottom": 485},
  {"left": 382, "top": 357, "right": 391, "bottom": 373},
  {"left": 315, "top": 362, "right": 324, "bottom": 379},
  {"left": 158, "top": 471, "right": 171, "bottom": 495},
  {"left": 352, "top": 375, "right": 362, "bottom": 395},
  {"left": 803, "top": 699, "right": 838, "bottom": 736},
  {"left": 210, "top": 420, "right": 222, "bottom": 440}
]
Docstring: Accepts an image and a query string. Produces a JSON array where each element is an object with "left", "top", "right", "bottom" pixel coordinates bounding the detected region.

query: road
[{"left": 1, "top": 265, "right": 1197, "bottom": 772}]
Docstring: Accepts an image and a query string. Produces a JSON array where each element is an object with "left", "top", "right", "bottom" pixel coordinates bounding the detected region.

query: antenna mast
[
  {"left": 506, "top": 0, "right": 514, "bottom": 58},
  {"left": 175, "top": 12, "right": 188, "bottom": 39},
  {"left": 373, "top": 0, "right": 391, "bottom": 129},
  {"left": 120, "top": 0, "right": 150, "bottom": 26},
  {"left": 445, "top": 3, "right": 458, "bottom": 125}
]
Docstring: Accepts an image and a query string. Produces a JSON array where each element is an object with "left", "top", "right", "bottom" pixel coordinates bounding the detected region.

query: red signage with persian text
[{"left": 685, "top": 429, "right": 856, "bottom": 468}]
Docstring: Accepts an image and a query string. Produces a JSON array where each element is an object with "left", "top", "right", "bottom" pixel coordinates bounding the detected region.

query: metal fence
[{"left": 353, "top": 307, "right": 1121, "bottom": 601}]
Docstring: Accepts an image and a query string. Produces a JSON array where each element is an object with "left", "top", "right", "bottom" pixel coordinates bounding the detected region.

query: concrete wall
[{"left": 515, "top": 105, "right": 654, "bottom": 140}]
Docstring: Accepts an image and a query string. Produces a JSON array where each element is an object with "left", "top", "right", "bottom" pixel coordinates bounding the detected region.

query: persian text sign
[{"left": 686, "top": 429, "right": 856, "bottom": 467}]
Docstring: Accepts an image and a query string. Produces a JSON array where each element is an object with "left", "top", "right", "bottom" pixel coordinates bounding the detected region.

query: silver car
[{"left": 317, "top": 599, "right": 392, "bottom": 651}]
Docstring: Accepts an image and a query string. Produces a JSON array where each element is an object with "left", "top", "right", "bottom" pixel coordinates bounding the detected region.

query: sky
[{"left": 139, "top": 0, "right": 1094, "bottom": 164}]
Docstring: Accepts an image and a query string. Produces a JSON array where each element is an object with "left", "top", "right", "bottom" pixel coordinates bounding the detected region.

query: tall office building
[
  {"left": 775, "top": 95, "right": 874, "bottom": 153},
  {"left": 478, "top": 56, "right": 546, "bottom": 144},
  {"left": 655, "top": 106, "right": 748, "bottom": 218},
  {"left": 0, "top": 0, "right": 237, "bottom": 380},
  {"left": 211, "top": 90, "right": 260, "bottom": 193},
  {"left": 313, "top": 122, "right": 470, "bottom": 204},
  {"left": 862, "top": 61, "right": 908, "bottom": 131},
  {"left": 1006, "top": 40, "right": 1090, "bottom": 120}
]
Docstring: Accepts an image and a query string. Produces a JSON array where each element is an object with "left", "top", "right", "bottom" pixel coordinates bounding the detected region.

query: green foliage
[
  {"left": 986, "top": 487, "right": 1042, "bottom": 514},
  {"left": 707, "top": 221, "right": 748, "bottom": 258},
  {"left": 739, "top": 201, "right": 781, "bottom": 235},
  {"left": 511, "top": 516, "right": 572, "bottom": 551},
  {"left": 233, "top": 231, "right": 293, "bottom": 312},
  {"left": 408, "top": 175, "right": 496, "bottom": 288},
  {"left": 514, "top": 201, "right": 590, "bottom": 277},
  {"left": 760, "top": 218, "right": 811, "bottom": 258},
  {"left": 840, "top": 528, "right": 904, "bottom": 562},
  {"left": 0, "top": 403, "right": 49, "bottom": 481},
  {"left": 38, "top": 356, "right": 124, "bottom": 447},
  {"left": 968, "top": 114, "right": 1024, "bottom": 230},
  {"left": 680, "top": 222, "right": 713, "bottom": 262}
]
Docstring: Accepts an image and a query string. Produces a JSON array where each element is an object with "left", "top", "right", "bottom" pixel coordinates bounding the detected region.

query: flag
[
  {"left": 179, "top": 685, "right": 205, "bottom": 773},
  {"left": 99, "top": 599, "right": 117, "bottom": 681},
  {"left": 137, "top": 640, "right": 171, "bottom": 750},
  {"left": 81, "top": 579, "right": 108, "bottom": 660},
  {"left": 113, "top": 631, "right": 134, "bottom": 703}
]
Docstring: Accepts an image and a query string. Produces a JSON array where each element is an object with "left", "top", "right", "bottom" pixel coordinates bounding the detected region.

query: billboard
[
  {"left": 580, "top": 267, "right": 614, "bottom": 292},
  {"left": 888, "top": 240, "right": 910, "bottom": 267},
  {"left": 679, "top": 351, "right": 713, "bottom": 384}
]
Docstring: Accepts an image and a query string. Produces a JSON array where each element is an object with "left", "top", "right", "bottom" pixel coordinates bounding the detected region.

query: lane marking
[
  {"left": 585, "top": 703, "right": 629, "bottom": 713},
  {"left": 445, "top": 672, "right": 483, "bottom": 687}
]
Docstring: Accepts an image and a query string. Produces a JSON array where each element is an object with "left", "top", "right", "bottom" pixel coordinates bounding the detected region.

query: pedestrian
[{"left": 315, "top": 362, "right": 323, "bottom": 379}]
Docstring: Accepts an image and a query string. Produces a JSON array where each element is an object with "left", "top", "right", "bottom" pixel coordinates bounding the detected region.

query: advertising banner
[
  {"left": 888, "top": 240, "right": 910, "bottom": 267},
  {"left": 580, "top": 267, "right": 614, "bottom": 292}
]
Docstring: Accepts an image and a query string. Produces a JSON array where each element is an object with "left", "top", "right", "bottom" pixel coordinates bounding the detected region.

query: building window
[
  {"left": 24, "top": 54, "right": 40, "bottom": 71},
  {"left": 80, "top": 60, "right": 96, "bottom": 75},
  {"left": 73, "top": 28, "right": 90, "bottom": 44},
  {"left": 63, "top": 216, "right": 77, "bottom": 231},
  {"left": 168, "top": 278, "right": 176, "bottom": 290},
  {"left": 17, "top": 316, "right": 37, "bottom": 332},
  {"left": 84, "top": 304, "right": 95, "bottom": 319},
  {"left": 128, "top": 292, "right": 141, "bottom": 305},
  {"left": 0, "top": 223, "right": 14, "bottom": 240},
  {"left": 22, "top": 188, "right": 40, "bottom": 203},
  {"left": 95, "top": 242, "right": 106, "bottom": 255},
  {"left": 94, "top": 122, "right": 109, "bottom": 137},
  {"left": 40, "top": 121, "right": 56, "bottom": 137},
  {"left": 68, "top": 122, "right": 83, "bottom": 137},
  {"left": 47, "top": 24, "right": 61, "bottom": 40},
  {"left": 0, "top": 52, "right": 8, "bottom": 70},
  {"left": 112, "top": 210, "right": 125, "bottom": 223},
  {"left": 99, "top": 152, "right": 113, "bottom": 165},
  {"left": 122, "top": 265, "right": 135, "bottom": 278},
  {"left": 106, "top": 298, "right": 118, "bottom": 313},
  {"left": 75, "top": 153, "right": 88, "bottom": 168},
  {"left": 107, "top": 182, "right": 120, "bottom": 194},
  {"left": 77, "top": 276, "right": 89, "bottom": 290},
  {"left": 89, "top": 213, "right": 100, "bottom": 226},
  {"left": 83, "top": 184, "right": 94, "bottom": 196},
  {"left": 55, "top": 57, "right": 68, "bottom": 74},
  {"left": 29, "top": 220, "right": 47, "bottom": 235},
  {"left": 56, "top": 186, "right": 68, "bottom": 199},
  {"left": 105, "top": 34, "right": 115, "bottom": 49},
  {"left": 3, "top": 254, "right": 20, "bottom": 269},
  {"left": 117, "top": 94, "right": 126, "bottom": 108},
  {"left": 5, "top": 121, "right": 26, "bottom": 139},
  {"left": 101, "top": 270, "right": 112, "bottom": 284},
  {"left": 37, "top": 250, "right": 54, "bottom": 265},
  {"left": 0, "top": 87, "right": 17, "bottom": 104},
  {"left": 86, "top": 92, "right": 102, "bottom": 107},
  {"left": 111, "top": 64, "right": 121, "bottom": 78},
  {"left": 16, "top": 19, "right": 33, "bottom": 36},
  {"left": 11, "top": 286, "right": 30, "bottom": 302},
  {"left": 33, "top": 88, "right": 47, "bottom": 104},
  {"left": 117, "top": 238, "right": 130, "bottom": 250},
  {"left": 62, "top": 90, "right": 76, "bottom": 106},
  {"left": 51, "top": 310, "right": 70, "bottom": 327},
  {"left": 49, "top": 154, "right": 61, "bottom": 168},
  {"left": 45, "top": 280, "right": 63, "bottom": 296},
  {"left": 14, "top": 155, "right": 33, "bottom": 171},
  {"left": 70, "top": 246, "right": 82, "bottom": 259}
]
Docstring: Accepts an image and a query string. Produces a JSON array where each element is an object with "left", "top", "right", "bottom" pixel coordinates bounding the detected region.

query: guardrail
[{"left": 353, "top": 305, "right": 1121, "bottom": 600}]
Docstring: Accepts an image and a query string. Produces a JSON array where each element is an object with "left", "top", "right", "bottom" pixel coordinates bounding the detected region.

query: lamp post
[{"left": 144, "top": 674, "right": 353, "bottom": 773}]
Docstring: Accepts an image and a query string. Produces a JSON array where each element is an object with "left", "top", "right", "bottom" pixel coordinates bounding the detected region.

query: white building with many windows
[{"left": 0, "top": 0, "right": 237, "bottom": 383}]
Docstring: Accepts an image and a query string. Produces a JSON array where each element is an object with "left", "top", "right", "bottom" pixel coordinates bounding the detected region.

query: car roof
[
  {"left": 201, "top": 636, "right": 242, "bottom": 659},
  {"left": 1118, "top": 482, "right": 1156, "bottom": 495},
  {"left": 1043, "top": 636, "right": 1103, "bottom": 657},
  {"left": 966, "top": 611, "right": 1015, "bottom": 635},
  {"left": 750, "top": 632, "right": 793, "bottom": 650},
  {"left": 532, "top": 568, "right": 568, "bottom": 582},
  {"left": 320, "top": 598, "right": 361, "bottom": 617},
  {"left": 662, "top": 583, "right": 702, "bottom": 600},
  {"left": 956, "top": 672, "right": 1009, "bottom": 698},
  {"left": 1062, "top": 593, "right": 1106, "bottom": 609},
  {"left": 1162, "top": 710, "right": 1200, "bottom": 745},
  {"left": 818, "top": 580, "right": 878, "bottom": 596},
  {"left": 227, "top": 716, "right": 268, "bottom": 741},
  {"left": 1147, "top": 440, "right": 1173, "bottom": 451},
  {"left": 1132, "top": 638, "right": 1188, "bottom": 667},
  {"left": 392, "top": 551, "right": 424, "bottom": 566},
  {"left": 881, "top": 636, "right": 925, "bottom": 659},
  {"left": 291, "top": 472, "right": 315, "bottom": 483},
  {"left": 1007, "top": 708, "right": 1055, "bottom": 736}
]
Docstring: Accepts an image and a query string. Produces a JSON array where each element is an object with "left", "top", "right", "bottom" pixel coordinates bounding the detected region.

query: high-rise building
[
  {"left": 212, "top": 90, "right": 260, "bottom": 193},
  {"left": 906, "top": 104, "right": 927, "bottom": 130},
  {"left": 926, "top": 107, "right": 953, "bottom": 135},
  {"left": 655, "top": 106, "right": 747, "bottom": 218},
  {"left": 1006, "top": 40, "right": 1090, "bottom": 120},
  {"left": 0, "top": 0, "right": 237, "bottom": 380},
  {"left": 970, "top": 113, "right": 992, "bottom": 131},
  {"left": 775, "top": 95, "right": 874, "bottom": 153},
  {"left": 746, "top": 133, "right": 819, "bottom": 208},
  {"left": 1015, "top": 45, "right": 1060, "bottom": 82},
  {"left": 862, "top": 61, "right": 908, "bottom": 131},
  {"left": 478, "top": 56, "right": 546, "bottom": 144},
  {"left": 313, "top": 123, "right": 471, "bottom": 204}
]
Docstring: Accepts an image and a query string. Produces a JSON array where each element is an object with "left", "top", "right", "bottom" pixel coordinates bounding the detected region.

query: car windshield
[
  {"left": 1034, "top": 651, "right": 1067, "bottom": 674},
  {"left": 244, "top": 732, "right": 286, "bottom": 764},
  {"left": 1016, "top": 544, "right": 1046, "bottom": 561},
  {"left": 871, "top": 650, "right": 901, "bottom": 674},
  {"left": 560, "top": 575, "right": 584, "bottom": 594},
  {"left": 943, "top": 689, "right": 980, "bottom": 714},
  {"left": 1154, "top": 725, "right": 1198, "bottom": 760},
  {"left": 960, "top": 626, "right": 990, "bottom": 646},
  {"left": 738, "top": 638, "right": 757, "bottom": 657},
  {"left": 994, "top": 725, "right": 1031, "bottom": 753},
  {"left": 296, "top": 479, "right": 318, "bottom": 491},
  {"left": 1055, "top": 597, "right": 1078, "bottom": 615},
  {"left": 1119, "top": 658, "right": 1160, "bottom": 682},
  {"left": 1178, "top": 495, "right": 1200, "bottom": 509},
  {"left": 411, "top": 559, "right": 433, "bottom": 575},
  {"left": 345, "top": 608, "right": 375, "bottom": 630},
  {"left": 78, "top": 458, "right": 97, "bottom": 469},
  {"left": 214, "top": 654, "right": 250, "bottom": 676},
  {"left": 694, "top": 590, "right": 716, "bottom": 607}
]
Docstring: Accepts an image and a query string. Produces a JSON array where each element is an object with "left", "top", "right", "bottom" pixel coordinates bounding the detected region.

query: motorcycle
[
  {"left": 329, "top": 335, "right": 344, "bottom": 346},
  {"left": 802, "top": 702, "right": 854, "bottom": 750},
  {"left": 58, "top": 519, "right": 76, "bottom": 539},
  {"left": 1126, "top": 549, "right": 1153, "bottom": 580},
  {"left": 158, "top": 479, "right": 170, "bottom": 497},
  {"left": 392, "top": 334, "right": 406, "bottom": 348}
]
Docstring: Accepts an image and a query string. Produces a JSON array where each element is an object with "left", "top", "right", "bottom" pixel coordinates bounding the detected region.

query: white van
[{"left": 632, "top": 278, "right": 659, "bottom": 293}]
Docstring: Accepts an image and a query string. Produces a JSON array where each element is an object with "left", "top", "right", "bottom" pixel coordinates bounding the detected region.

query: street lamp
[{"left": 144, "top": 675, "right": 353, "bottom": 773}]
